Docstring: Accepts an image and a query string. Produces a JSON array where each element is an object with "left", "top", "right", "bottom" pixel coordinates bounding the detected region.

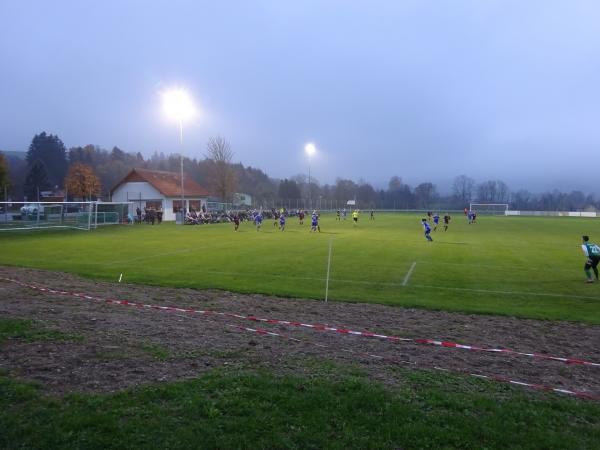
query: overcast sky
[{"left": 1, "top": 0, "right": 599, "bottom": 193}]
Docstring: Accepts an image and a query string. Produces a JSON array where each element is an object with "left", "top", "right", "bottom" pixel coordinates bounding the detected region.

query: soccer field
[{"left": 1, "top": 213, "right": 599, "bottom": 323}]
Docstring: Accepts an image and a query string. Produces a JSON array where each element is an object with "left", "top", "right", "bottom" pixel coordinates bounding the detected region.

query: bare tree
[
  {"left": 452, "top": 175, "right": 475, "bottom": 205},
  {"left": 496, "top": 180, "right": 510, "bottom": 203},
  {"left": 414, "top": 182, "right": 437, "bottom": 208},
  {"left": 333, "top": 178, "right": 358, "bottom": 206},
  {"left": 476, "top": 179, "right": 509, "bottom": 203},
  {"left": 205, "top": 136, "right": 237, "bottom": 205},
  {"left": 388, "top": 176, "right": 403, "bottom": 192},
  {"left": 512, "top": 189, "right": 532, "bottom": 210}
]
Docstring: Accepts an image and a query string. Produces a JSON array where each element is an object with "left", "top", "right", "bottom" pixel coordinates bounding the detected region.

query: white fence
[{"left": 506, "top": 210, "right": 599, "bottom": 217}]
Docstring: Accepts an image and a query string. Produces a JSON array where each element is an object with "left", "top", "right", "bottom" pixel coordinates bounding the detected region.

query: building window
[
  {"left": 146, "top": 201, "right": 162, "bottom": 211},
  {"left": 189, "top": 200, "right": 202, "bottom": 212},
  {"left": 173, "top": 200, "right": 184, "bottom": 213}
]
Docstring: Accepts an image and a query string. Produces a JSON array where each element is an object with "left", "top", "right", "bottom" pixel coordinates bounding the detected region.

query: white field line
[
  {"left": 415, "top": 260, "right": 576, "bottom": 274},
  {"left": 358, "top": 259, "right": 576, "bottom": 275},
  {"left": 195, "top": 270, "right": 600, "bottom": 301},
  {"left": 410, "top": 284, "right": 600, "bottom": 301},
  {"left": 402, "top": 262, "right": 417, "bottom": 286},
  {"left": 94, "top": 241, "right": 239, "bottom": 267}
]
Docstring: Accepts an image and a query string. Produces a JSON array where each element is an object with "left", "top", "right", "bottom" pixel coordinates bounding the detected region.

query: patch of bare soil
[{"left": 1, "top": 266, "right": 599, "bottom": 398}]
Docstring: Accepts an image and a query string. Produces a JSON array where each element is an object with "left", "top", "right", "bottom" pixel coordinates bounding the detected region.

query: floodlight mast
[
  {"left": 305, "top": 143, "right": 316, "bottom": 210},
  {"left": 179, "top": 118, "right": 183, "bottom": 218},
  {"left": 162, "top": 88, "right": 196, "bottom": 223}
]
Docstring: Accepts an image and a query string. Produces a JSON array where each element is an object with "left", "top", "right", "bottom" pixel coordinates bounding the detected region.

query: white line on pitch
[
  {"left": 96, "top": 241, "right": 238, "bottom": 267},
  {"left": 83, "top": 265, "right": 600, "bottom": 302},
  {"left": 414, "top": 260, "right": 574, "bottom": 274},
  {"left": 402, "top": 262, "right": 417, "bottom": 286},
  {"left": 409, "top": 283, "right": 600, "bottom": 300},
  {"left": 197, "top": 269, "right": 600, "bottom": 301}
]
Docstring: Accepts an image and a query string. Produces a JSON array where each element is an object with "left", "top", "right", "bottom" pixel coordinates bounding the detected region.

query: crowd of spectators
[
  {"left": 132, "top": 206, "right": 307, "bottom": 226},
  {"left": 185, "top": 207, "right": 301, "bottom": 225},
  {"left": 135, "top": 206, "right": 163, "bottom": 225}
]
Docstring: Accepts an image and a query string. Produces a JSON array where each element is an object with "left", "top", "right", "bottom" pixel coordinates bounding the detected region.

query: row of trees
[
  {"left": 3, "top": 132, "right": 104, "bottom": 201},
  {"left": 272, "top": 176, "right": 500, "bottom": 210},
  {"left": 1, "top": 132, "right": 240, "bottom": 203},
  {"left": 2, "top": 131, "right": 599, "bottom": 212}
]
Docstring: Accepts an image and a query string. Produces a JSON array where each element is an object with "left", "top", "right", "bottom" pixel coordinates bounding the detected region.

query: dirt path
[{"left": 1, "top": 266, "right": 598, "bottom": 398}]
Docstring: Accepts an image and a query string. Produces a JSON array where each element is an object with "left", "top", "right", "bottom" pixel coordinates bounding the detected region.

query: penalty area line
[{"left": 402, "top": 262, "right": 417, "bottom": 286}]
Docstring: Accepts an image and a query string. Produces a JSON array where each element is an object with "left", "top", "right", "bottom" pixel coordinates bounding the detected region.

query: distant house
[
  {"left": 110, "top": 168, "right": 210, "bottom": 221},
  {"left": 233, "top": 193, "right": 252, "bottom": 207}
]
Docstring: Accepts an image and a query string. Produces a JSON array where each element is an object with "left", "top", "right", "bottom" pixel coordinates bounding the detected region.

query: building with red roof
[{"left": 110, "top": 168, "right": 210, "bottom": 221}]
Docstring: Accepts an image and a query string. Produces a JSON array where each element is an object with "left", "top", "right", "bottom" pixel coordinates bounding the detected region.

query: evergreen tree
[
  {"left": 110, "top": 146, "right": 126, "bottom": 161},
  {"left": 0, "top": 152, "right": 9, "bottom": 199},
  {"left": 26, "top": 132, "right": 68, "bottom": 188},
  {"left": 278, "top": 179, "right": 301, "bottom": 200},
  {"left": 23, "top": 159, "right": 51, "bottom": 201}
]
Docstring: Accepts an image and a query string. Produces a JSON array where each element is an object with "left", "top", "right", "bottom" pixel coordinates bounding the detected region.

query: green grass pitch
[{"left": 1, "top": 212, "right": 598, "bottom": 323}]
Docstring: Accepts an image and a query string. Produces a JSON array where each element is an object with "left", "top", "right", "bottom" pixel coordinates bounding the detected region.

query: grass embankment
[{"left": 2, "top": 366, "right": 599, "bottom": 449}]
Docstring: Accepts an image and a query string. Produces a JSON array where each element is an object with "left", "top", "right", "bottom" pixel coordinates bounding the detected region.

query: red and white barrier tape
[
  {"left": 198, "top": 313, "right": 600, "bottom": 401},
  {"left": 2, "top": 277, "right": 599, "bottom": 369},
  {"left": 3, "top": 276, "right": 598, "bottom": 400}
]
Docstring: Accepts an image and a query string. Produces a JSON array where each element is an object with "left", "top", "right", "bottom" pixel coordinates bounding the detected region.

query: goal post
[
  {"left": 469, "top": 203, "right": 509, "bottom": 216},
  {"left": 0, "top": 201, "right": 134, "bottom": 231},
  {"left": 0, "top": 201, "right": 93, "bottom": 231},
  {"left": 93, "top": 202, "right": 134, "bottom": 227}
]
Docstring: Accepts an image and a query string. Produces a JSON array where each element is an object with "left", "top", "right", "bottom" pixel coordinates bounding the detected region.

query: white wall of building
[
  {"left": 112, "top": 182, "right": 207, "bottom": 221},
  {"left": 112, "top": 182, "right": 162, "bottom": 204}
]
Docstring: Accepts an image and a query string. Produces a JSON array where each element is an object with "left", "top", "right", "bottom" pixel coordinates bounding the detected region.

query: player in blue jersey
[
  {"left": 279, "top": 213, "right": 286, "bottom": 231},
  {"left": 582, "top": 235, "right": 600, "bottom": 283},
  {"left": 254, "top": 212, "right": 263, "bottom": 231},
  {"left": 421, "top": 218, "right": 433, "bottom": 241},
  {"left": 433, "top": 213, "right": 440, "bottom": 231},
  {"left": 310, "top": 211, "right": 319, "bottom": 232}
]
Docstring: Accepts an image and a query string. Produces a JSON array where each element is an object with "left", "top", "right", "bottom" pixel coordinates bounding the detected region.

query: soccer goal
[
  {"left": 469, "top": 203, "right": 509, "bottom": 216},
  {"left": 93, "top": 202, "right": 134, "bottom": 228},
  {"left": 0, "top": 201, "right": 134, "bottom": 231}
]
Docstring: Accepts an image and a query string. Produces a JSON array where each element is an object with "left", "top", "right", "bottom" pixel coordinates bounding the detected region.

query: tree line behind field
[{"left": 0, "top": 131, "right": 598, "bottom": 212}]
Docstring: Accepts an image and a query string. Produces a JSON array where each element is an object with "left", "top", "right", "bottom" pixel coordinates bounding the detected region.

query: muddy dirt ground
[{"left": 0, "top": 266, "right": 598, "bottom": 398}]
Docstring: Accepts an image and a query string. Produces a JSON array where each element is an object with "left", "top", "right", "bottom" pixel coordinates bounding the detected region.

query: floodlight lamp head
[
  {"left": 162, "top": 88, "right": 196, "bottom": 123},
  {"left": 305, "top": 142, "right": 316, "bottom": 156}
]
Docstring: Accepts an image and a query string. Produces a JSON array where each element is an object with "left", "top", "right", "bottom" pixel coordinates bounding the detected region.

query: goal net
[
  {"left": 469, "top": 203, "right": 509, "bottom": 216},
  {"left": 0, "top": 201, "right": 134, "bottom": 231},
  {"left": 93, "top": 202, "right": 133, "bottom": 228}
]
